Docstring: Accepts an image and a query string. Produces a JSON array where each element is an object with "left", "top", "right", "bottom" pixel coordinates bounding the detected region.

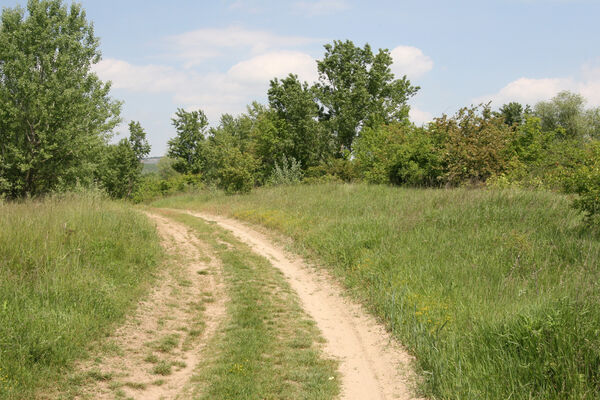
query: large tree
[
  {"left": 267, "top": 74, "right": 331, "bottom": 169},
  {"left": 315, "top": 40, "right": 419, "bottom": 153},
  {"left": 0, "top": 0, "right": 121, "bottom": 198}
]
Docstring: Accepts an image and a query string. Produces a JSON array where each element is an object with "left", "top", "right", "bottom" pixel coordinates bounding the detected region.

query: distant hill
[{"left": 142, "top": 156, "right": 162, "bottom": 174}]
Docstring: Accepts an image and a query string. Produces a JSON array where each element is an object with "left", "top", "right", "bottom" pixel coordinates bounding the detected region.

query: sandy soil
[
  {"left": 75, "top": 213, "right": 226, "bottom": 400},
  {"left": 187, "top": 211, "right": 422, "bottom": 400}
]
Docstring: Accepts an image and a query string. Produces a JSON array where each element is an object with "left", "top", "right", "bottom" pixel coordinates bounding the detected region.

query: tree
[
  {"left": 315, "top": 40, "right": 419, "bottom": 153},
  {"left": 268, "top": 74, "right": 332, "bottom": 170},
  {"left": 166, "top": 108, "right": 208, "bottom": 174},
  {"left": 128, "top": 121, "right": 151, "bottom": 162},
  {"left": 496, "top": 102, "right": 529, "bottom": 127},
  {"left": 0, "top": 0, "right": 121, "bottom": 198},
  {"left": 535, "top": 91, "right": 589, "bottom": 140},
  {"left": 98, "top": 121, "right": 150, "bottom": 198}
]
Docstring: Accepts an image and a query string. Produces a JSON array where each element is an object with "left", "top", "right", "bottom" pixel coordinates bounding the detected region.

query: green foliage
[
  {"left": 534, "top": 91, "right": 599, "bottom": 140},
  {"left": 353, "top": 123, "right": 442, "bottom": 186},
  {"left": 509, "top": 116, "right": 555, "bottom": 164},
  {"left": 167, "top": 108, "right": 208, "bottom": 174},
  {"left": 202, "top": 119, "right": 259, "bottom": 194},
  {"left": 0, "top": 193, "right": 161, "bottom": 398},
  {"left": 131, "top": 173, "right": 203, "bottom": 203},
  {"left": 315, "top": 40, "right": 419, "bottom": 152},
  {"left": 431, "top": 105, "right": 515, "bottom": 185},
  {"left": 97, "top": 121, "right": 150, "bottom": 198},
  {"left": 268, "top": 74, "right": 332, "bottom": 169},
  {"left": 570, "top": 141, "right": 600, "bottom": 226},
  {"left": 267, "top": 155, "right": 304, "bottom": 186},
  {"left": 0, "top": 0, "right": 121, "bottom": 198},
  {"left": 496, "top": 101, "right": 530, "bottom": 126},
  {"left": 389, "top": 127, "right": 443, "bottom": 186}
]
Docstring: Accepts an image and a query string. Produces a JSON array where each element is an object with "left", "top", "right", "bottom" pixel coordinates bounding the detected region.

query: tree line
[{"left": 1, "top": 0, "right": 598, "bottom": 225}]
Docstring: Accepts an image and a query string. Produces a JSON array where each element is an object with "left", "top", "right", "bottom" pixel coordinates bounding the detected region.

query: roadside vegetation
[
  {"left": 163, "top": 211, "right": 339, "bottom": 399},
  {"left": 154, "top": 184, "right": 600, "bottom": 399},
  {"left": 0, "top": 192, "right": 162, "bottom": 399}
]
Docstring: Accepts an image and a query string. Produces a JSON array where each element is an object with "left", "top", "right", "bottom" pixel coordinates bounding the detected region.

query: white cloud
[
  {"left": 94, "top": 51, "right": 319, "bottom": 123},
  {"left": 409, "top": 107, "right": 433, "bottom": 125},
  {"left": 228, "top": 51, "right": 318, "bottom": 84},
  {"left": 473, "top": 63, "right": 600, "bottom": 107},
  {"left": 94, "top": 59, "right": 189, "bottom": 93},
  {"left": 390, "top": 46, "right": 434, "bottom": 79},
  {"left": 292, "top": 0, "right": 350, "bottom": 16},
  {"left": 166, "top": 26, "right": 319, "bottom": 68}
]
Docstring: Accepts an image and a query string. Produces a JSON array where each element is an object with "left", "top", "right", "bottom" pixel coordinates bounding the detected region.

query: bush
[
  {"left": 267, "top": 155, "right": 304, "bottom": 186},
  {"left": 570, "top": 141, "right": 600, "bottom": 226},
  {"left": 431, "top": 105, "right": 515, "bottom": 185},
  {"left": 131, "top": 173, "right": 203, "bottom": 203}
]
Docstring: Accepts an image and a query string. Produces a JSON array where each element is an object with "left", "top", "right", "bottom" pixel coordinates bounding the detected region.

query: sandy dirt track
[{"left": 186, "top": 211, "right": 421, "bottom": 400}]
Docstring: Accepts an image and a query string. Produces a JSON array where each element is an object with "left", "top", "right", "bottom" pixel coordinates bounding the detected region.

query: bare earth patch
[
  {"left": 74, "top": 213, "right": 226, "bottom": 400},
  {"left": 187, "top": 211, "right": 422, "bottom": 400}
]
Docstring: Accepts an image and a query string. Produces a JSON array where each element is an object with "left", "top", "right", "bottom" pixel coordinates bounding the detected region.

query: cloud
[
  {"left": 166, "top": 26, "right": 319, "bottom": 67},
  {"left": 390, "top": 46, "right": 434, "bottom": 79},
  {"left": 228, "top": 51, "right": 318, "bottom": 84},
  {"left": 292, "top": 0, "right": 350, "bottom": 16},
  {"left": 409, "top": 107, "right": 433, "bottom": 125},
  {"left": 473, "top": 63, "right": 600, "bottom": 107},
  {"left": 94, "top": 51, "right": 319, "bottom": 123},
  {"left": 94, "top": 59, "right": 189, "bottom": 93}
]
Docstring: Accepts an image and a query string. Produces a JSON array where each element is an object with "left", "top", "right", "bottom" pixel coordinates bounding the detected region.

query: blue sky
[{"left": 4, "top": 0, "right": 600, "bottom": 155}]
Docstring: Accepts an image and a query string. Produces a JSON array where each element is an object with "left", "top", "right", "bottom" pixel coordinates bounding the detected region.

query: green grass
[
  {"left": 0, "top": 192, "right": 162, "bottom": 399},
  {"left": 164, "top": 212, "right": 339, "bottom": 399},
  {"left": 153, "top": 183, "right": 600, "bottom": 399}
]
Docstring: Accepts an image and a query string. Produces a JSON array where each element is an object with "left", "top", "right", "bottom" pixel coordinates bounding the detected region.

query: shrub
[
  {"left": 430, "top": 105, "right": 515, "bottom": 185},
  {"left": 570, "top": 141, "right": 600, "bottom": 226},
  {"left": 267, "top": 155, "right": 304, "bottom": 186}
]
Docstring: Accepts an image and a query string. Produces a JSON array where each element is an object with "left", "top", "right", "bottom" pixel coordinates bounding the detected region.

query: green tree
[
  {"left": 0, "top": 0, "right": 121, "bottom": 198},
  {"left": 167, "top": 108, "right": 208, "bottom": 174},
  {"left": 128, "top": 121, "right": 151, "bottom": 161},
  {"left": 535, "top": 91, "right": 591, "bottom": 140},
  {"left": 203, "top": 126, "right": 258, "bottom": 193},
  {"left": 496, "top": 102, "right": 529, "bottom": 127},
  {"left": 98, "top": 121, "right": 150, "bottom": 198},
  {"left": 315, "top": 40, "right": 419, "bottom": 153},
  {"left": 268, "top": 74, "right": 332, "bottom": 169}
]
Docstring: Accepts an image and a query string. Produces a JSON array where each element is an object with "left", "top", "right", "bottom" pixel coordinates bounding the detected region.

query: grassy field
[
  {"left": 153, "top": 184, "right": 600, "bottom": 399},
  {"left": 0, "top": 193, "right": 162, "bottom": 399}
]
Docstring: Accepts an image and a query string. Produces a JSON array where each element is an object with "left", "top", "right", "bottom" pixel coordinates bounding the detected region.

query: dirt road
[
  {"left": 74, "top": 210, "right": 419, "bottom": 399},
  {"left": 187, "top": 211, "right": 419, "bottom": 400}
]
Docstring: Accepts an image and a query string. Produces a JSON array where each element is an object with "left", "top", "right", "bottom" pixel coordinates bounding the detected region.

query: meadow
[
  {"left": 153, "top": 183, "right": 600, "bottom": 399},
  {"left": 0, "top": 193, "right": 161, "bottom": 399}
]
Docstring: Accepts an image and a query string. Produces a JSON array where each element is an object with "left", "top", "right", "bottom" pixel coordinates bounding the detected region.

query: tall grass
[
  {"left": 0, "top": 192, "right": 161, "bottom": 399},
  {"left": 153, "top": 184, "right": 600, "bottom": 399}
]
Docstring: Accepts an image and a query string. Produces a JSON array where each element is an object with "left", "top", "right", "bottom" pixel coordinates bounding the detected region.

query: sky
[{"left": 4, "top": 0, "right": 600, "bottom": 156}]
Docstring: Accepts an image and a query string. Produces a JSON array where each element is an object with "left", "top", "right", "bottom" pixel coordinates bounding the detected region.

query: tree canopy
[
  {"left": 315, "top": 40, "right": 419, "bottom": 153},
  {"left": 0, "top": 0, "right": 121, "bottom": 198}
]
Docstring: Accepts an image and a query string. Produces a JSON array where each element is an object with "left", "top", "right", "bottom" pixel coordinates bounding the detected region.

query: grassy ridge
[
  {"left": 153, "top": 184, "right": 600, "bottom": 399},
  {"left": 0, "top": 193, "right": 161, "bottom": 399}
]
